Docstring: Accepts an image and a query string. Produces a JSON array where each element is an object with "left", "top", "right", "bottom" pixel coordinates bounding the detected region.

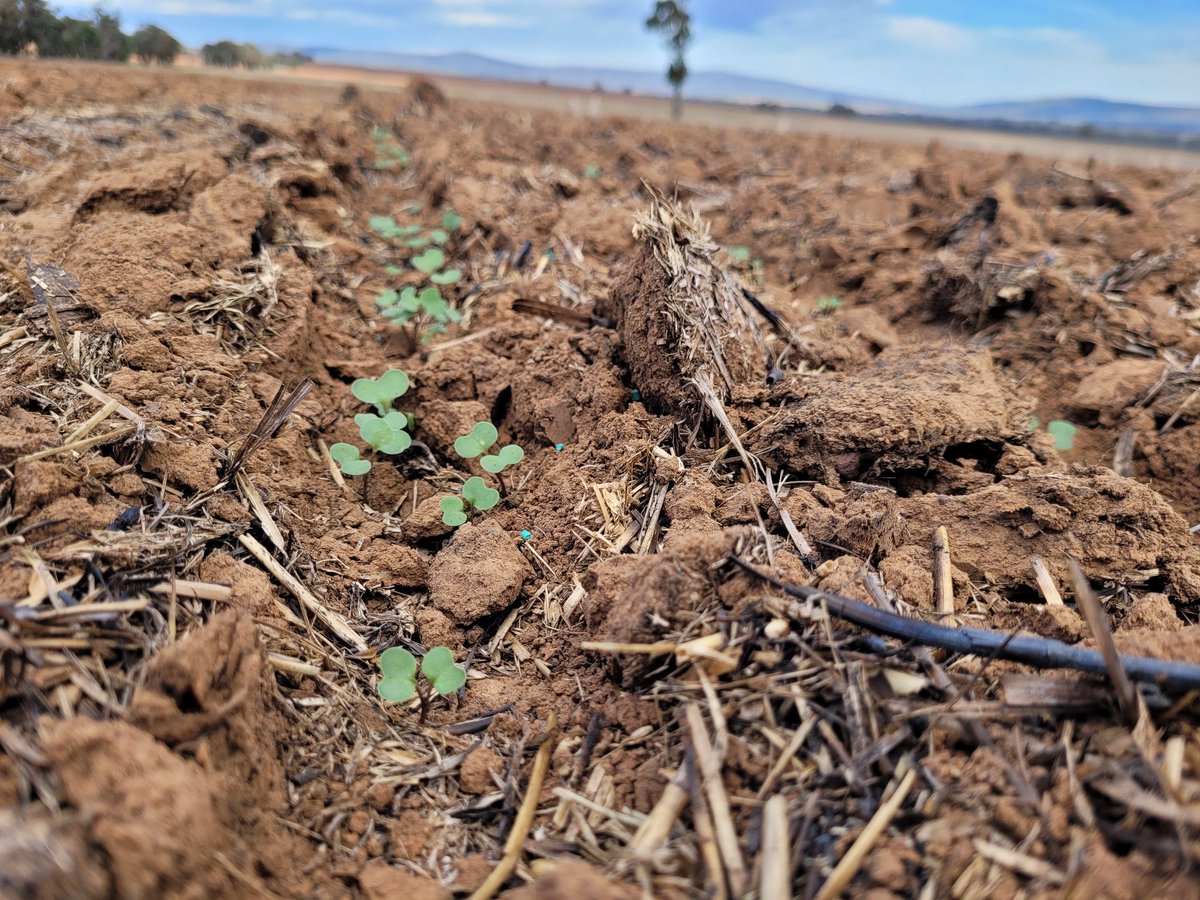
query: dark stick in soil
[{"left": 730, "top": 555, "right": 1200, "bottom": 691}]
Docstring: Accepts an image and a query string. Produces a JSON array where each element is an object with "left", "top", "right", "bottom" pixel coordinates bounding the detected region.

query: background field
[{"left": 2, "top": 57, "right": 1200, "bottom": 899}]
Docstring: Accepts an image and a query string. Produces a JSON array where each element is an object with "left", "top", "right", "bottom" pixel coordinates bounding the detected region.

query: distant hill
[
  {"left": 945, "top": 97, "right": 1200, "bottom": 135},
  {"left": 307, "top": 49, "right": 1200, "bottom": 138}
]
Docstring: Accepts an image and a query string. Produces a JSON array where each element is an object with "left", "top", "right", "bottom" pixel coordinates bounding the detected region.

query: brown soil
[{"left": 1, "top": 58, "right": 1199, "bottom": 899}]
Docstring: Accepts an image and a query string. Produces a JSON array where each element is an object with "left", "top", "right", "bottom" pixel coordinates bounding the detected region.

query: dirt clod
[{"left": 428, "top": 521, "right": 532, "bottom": 624}]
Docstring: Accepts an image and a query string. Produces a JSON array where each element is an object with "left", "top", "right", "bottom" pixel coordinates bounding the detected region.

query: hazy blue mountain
[
  {"left": 307, "top": 49, "right": 1200, "bottom": 137},
  {"left": 945, "top": 98, "right": 1200, "bottom": 134}
]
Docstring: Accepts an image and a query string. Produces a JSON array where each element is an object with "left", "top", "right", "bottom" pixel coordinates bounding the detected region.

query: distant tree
[
  {"left": 201, "top": 39, "right": 240, "bottom": 66},
  {"left": 236, "top": 42, "right": 263, "bottom": 68},
  {"left": 0, "top": 0, "right": 59, "bottom": 54},
  {"left": 828, "top": 103, "right": 856, "bottom": 117},
  {"left": 202, "top": 40, "right": 272, "bottom": 68},
  {"left": 645, "top": 1, "right": 690, "bottom": 120},
  {"left": 56, "top": 16, "right": 99, "bottom": 57},
  {"left": 131, "top": 24, "right": 180, "bottom": 64},
  {"left": 270, "top": 50, "right": 311, "bottom": 67},
  {"left": 93, "top": 8, "right": 129, "bottom": 61}
]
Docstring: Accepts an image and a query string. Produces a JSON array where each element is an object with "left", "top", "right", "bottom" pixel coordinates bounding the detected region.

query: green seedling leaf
[
  {"left": 462, "top": 476, "right": 500, "bottom": 511},
  {"left": 381, "top": 287, "right": 421, "bottom": 323},
  {"left": 421, "top": 646, "right": 467, "bottom": 696},
  {"left": 726, "top": 245, "right": 751, "bottom": 262},
  {"left": 429, "top": 229, "right": 450, "bottom": 245},
  {"left": 385, "top": 264, "right": 403, "bottom": 275},
  {"left": 430, "top": 269, "right": 462, "bottom": 285},
  {"left": 1047, "top": 419, "right": 1077, "bottom": 451},
  {"left": 412, "top": 248, "right": 446, "bottom": 274},
  {"left": 355, "top": 411, "right": 412, "bottom": 455},
  {"left": 405, "top": 234, "right": 431, "bottom": 248},
  {"left": 439, "top": 495, "right": 467, "bottom": 527},
  {"left": 1028, "top": 415, "right": 1041, "bottom": 431},
  {"left": 817, "top": 296, "right": 844, "bottom": 311},
  {"left": 481, "top": 444, "right": 524, "bottom": 473},
  {"left": 417, "top": 286, "right": 445, "bottom": 313},
  {"left": 369, "top": 215, "right": 399, "bottom": 237},
  {"left": 376, "top": 288, "right": 400, "bottom": 308},
  {"left": 497, "top": 444, "right": 524, "bottom": 466},
  {"left": 352, "top": 369, "right": 410, "bottom": 413},
  {"left": 377, "top": 646, "right": 417, "bottom": 702},
  {"left": 329, "top": 442, "right": 371, "bottom": 476},
  {"left": 583, "top": 163, "right": 601, "bottom": 179},
  {"left": 442, "top": 209, "right": 463, "bottom": 231},
  {"left": 397, "top": 287, "right": 421, "bottom": 311},
  {"left": 454, "top": 421, "right": 498, "bottom": 459}
]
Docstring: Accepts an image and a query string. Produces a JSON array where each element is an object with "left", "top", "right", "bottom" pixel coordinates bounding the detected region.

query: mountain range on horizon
[{"left": 307, "top": 48, "right": 1200, "bottom": 139}]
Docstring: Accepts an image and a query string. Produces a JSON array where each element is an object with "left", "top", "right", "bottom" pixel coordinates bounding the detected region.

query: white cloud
[
  {"left": 442, "top": 11, "right": 519, "bottom": 27},
  {"left": 886, "top": 16, "right": 972, "bottom": 52}
]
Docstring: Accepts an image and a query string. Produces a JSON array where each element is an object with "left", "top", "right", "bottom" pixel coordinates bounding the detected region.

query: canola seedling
[{"left": 377, "top": 646, "right": 466, "bottom": 721}]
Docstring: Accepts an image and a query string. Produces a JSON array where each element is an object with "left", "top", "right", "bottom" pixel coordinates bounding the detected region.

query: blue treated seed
[
  {"left": 555, "top": 443, "right": 564, "bottom": 451},
  {"left": 520, "top": 530, "right": 532, "bottom": 541},
  {"left": 631, "top": 389, "right": 642, "bottom": 402}
]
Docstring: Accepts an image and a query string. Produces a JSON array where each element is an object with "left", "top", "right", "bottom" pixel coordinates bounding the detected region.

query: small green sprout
[
  {"left": 462, "top": 475, "right": 499, "bottom": 510},
  {"left": 442, "top": 209, "right": 463, "bottom": 231},
  {"left": 422, "top": 646, "right": 467, "bottom": 694},
  {"left": 726, "top": 245, "right": 751, "bottom": 262},
  {"left": 377, "top": 646, "right": 418, "bottom": 702},
  {"left": 370, "top": 215, "right": 399, "bottom": 237},
  {"left": 429, "top": 269, "right": 462, "bottom": 285},
  {"left": 439, "top": 495, "right": 468, "bottom": 527},
  {"left": 370, "top": 128, "right": 410, "bottom": 170},
  {"left": 330, "top": 442, "right": 371, "bottom": 476},
  {"left": 583, "top": 164, "right": 601, "bottom": 179},
  {"left": 351, "top": 369, "right": 409, "bottom": 415},
  {"left": 355, "top": 411, "right": 412, "bottom": 455},
  {"left": 454, "top": 422, "right": 499, "bottom": 459},
  {"left": 1026, "top": 416, "right": 1078, "bottom": 450},
  {"left": 1046, "top": 419, "right": 1077, "bottom": 451},
  {"left": 429, "top": 229, "right": 449, "bottom": 245},
  {"left": 817, "top": 296, "right": 844, "bottom": 312},
  {"left": 377, "top": 646, "right": 467, "bottom": 720},
  {"left": 378, "top": 286, "right": 459, "bottom": 327},
  {"left": 438, "top": 477, "right": 501, "bottom": 527},
  {"left": 412, "top": 247, "right": 446, "bottom": 274},
  {"left": 481, "top": 443, "right": 524, "bottom": 473}
]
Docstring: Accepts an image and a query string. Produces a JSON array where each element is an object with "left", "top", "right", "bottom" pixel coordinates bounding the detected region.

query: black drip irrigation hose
[{"left": 729, "top": 555, "right": 1200, "bottom": 692}]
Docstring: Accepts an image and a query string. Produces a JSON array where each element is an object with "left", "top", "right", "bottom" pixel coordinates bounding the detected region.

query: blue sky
[{"left": 65, "top": 1, "right": 1200, "bottom": 106}]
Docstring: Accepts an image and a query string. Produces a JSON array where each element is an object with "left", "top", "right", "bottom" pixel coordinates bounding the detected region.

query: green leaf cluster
[
  {"left": 351, "top": 369, "right": 409, "bottom": 415},
  {"left": 376, "top": 285, "right": 460, "bottom": 328},
  {"left": 370, "top": 208, "right": 466, "bottom": 341},
  {"left": 331, "top": 370, "right": 414, "bottom": 477},
  {"left": 330, "top": 442, "right": 371, "bottom": 476},
  {"left": 455, "top": 421, "right": 524, "bottom": 472},
  {"left": 377, "top": 645, "right": 466, "bottom": 703},
  {"left": 439, "top": 477, "right": 500, "bottom": 526},
  {"left": 370, "top": 128, "right": 410, "bottom": 170}
]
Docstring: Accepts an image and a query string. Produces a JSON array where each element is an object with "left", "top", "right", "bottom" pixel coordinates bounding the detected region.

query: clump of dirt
[
  {"left": 755, "top": 346, "right": 1033, "bottom": 484},
  {"left": 608, "top": 187, "right": 767, "bottom": 416},
  {"left": 42, "top": 613, "right": 307, "bottom": 898},
  {"left": 402, "top": 77, "right": 447, "bottom": 114},
  {"left": 427, "top": 521, "right": 532, "bottom": 624}
]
